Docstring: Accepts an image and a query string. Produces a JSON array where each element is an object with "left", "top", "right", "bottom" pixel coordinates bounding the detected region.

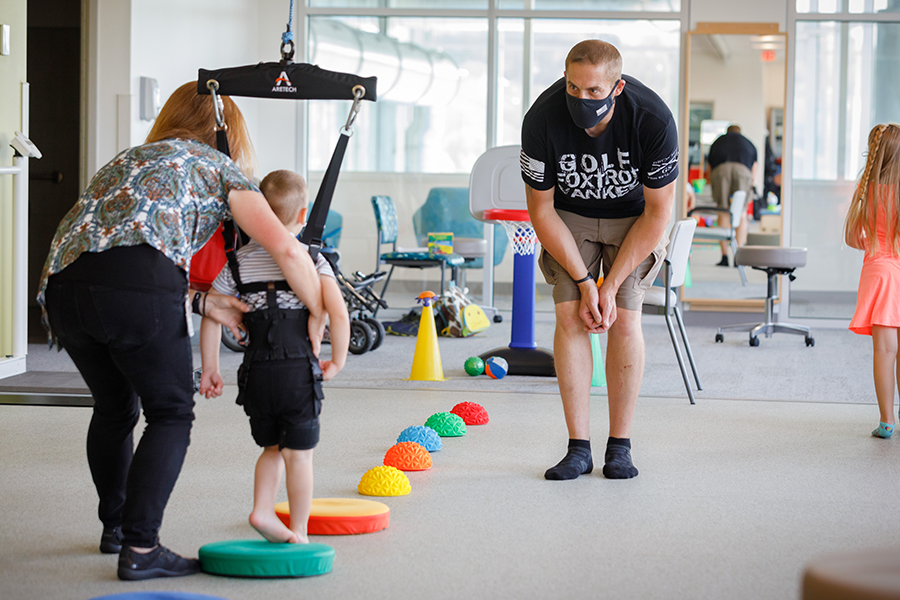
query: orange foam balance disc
[{"left": 275, "top": 498, "right": 390, "bottom": 535}]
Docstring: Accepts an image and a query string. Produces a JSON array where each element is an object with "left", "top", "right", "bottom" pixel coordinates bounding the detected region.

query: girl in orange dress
[{"left": 846, "top": 123, "right": 900, "bottom": 438}]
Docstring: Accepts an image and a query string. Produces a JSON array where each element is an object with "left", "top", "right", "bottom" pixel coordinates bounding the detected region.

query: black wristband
[
  {"left": 573, "top": 272, "right": 594, "bottom": 285},
  {"left": 191, "top": 291, "right": 203, "bottom": 315}
]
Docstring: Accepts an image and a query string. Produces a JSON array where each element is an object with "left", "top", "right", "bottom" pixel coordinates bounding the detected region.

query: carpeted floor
[
  {"left": 14, "top": 307, "right": 876, "bottom": 406},
  {"left": 2, "top": 386, "right": 899, "bottom": 600},
  {"left": 3, "top": 289, "right": 895, "bottom": 600}
]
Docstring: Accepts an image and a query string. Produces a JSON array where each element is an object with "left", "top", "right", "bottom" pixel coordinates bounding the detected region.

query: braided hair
[{"left": 844, "top": 124, "right": 900, "bottom": 256}]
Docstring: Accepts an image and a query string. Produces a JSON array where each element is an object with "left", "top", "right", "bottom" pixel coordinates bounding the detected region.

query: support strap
[
  {"left": 301, "top": 131, "right": 350, "bottom": 263},
  {"left": 300, "top": 85, "right": 366, "bottom": 262}
]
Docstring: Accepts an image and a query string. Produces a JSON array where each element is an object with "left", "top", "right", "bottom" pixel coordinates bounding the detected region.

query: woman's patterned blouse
[{"left": 37, "top": 138, "right": 258, "bottom": 313}]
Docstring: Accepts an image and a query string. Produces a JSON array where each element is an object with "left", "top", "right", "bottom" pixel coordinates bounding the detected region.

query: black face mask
[{"left": 565, "top": 79, "right": 620, "bottom": 129}]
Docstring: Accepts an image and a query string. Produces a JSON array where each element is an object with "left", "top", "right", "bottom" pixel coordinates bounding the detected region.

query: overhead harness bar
[{"left": 197, "top": 31, "right": 377, "bottom": 291}]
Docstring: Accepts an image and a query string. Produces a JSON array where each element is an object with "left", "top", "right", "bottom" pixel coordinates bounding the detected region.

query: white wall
[
  {"left": 85, "top": 0, "right": 131, "bottom": 181},
  {"left": 89, "top": 0, "right": 300, "bottom": 178},
  {"left": 690, "top": 47, "right": 767, "bottom": 188},
  {"left": 129, "top": 0, "right": 260, "bottom": 157},
  {"left": 689, "top": 0, "right": 787, "bottom": 29},
  {"left": 763, "top": 58, "right": 786, "bottom": 110},
  {"left": 0, "top": 0, "right": 27, "bottom": 372}
]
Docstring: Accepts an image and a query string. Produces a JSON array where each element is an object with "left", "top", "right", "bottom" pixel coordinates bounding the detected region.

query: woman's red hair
[{"left": 145, "top": 82, "right": 257, "bottom": 179}]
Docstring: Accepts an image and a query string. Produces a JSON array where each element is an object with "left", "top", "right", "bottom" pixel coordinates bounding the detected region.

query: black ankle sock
[
  {"left": 544, "top": 439, "right": 593, "bottom": 480},
  {"left": 603, "top": 437, "right": 638, "bottom": 479},
  {"left": 568, "top": 439, "right": 591, "bottom": 451}
]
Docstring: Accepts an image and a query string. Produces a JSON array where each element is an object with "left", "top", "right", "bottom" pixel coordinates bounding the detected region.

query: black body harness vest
[
  {"left": 224, "top": 231, "right": 324, "bottom": 406},
  {"left": 222, "top": 222, "right": 316, "bottom": 363}
]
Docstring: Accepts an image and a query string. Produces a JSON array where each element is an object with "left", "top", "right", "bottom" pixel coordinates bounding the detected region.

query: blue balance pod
[{"left": 397, "top": 425, "right": 443, "bottom": 452}]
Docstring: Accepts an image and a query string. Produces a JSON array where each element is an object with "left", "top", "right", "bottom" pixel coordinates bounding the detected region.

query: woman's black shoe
[
  {"left": 100, "top": 526, "right": 123, "bottom": 554},
  {"left": 117, "top": 545, "right": 201, "bottom": 581},
  {"left": 716, "top": 255, "right": 729, "bottom": 267}
]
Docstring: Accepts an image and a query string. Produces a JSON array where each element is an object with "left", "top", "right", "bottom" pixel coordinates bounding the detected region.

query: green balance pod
[
  {"left": 425, "top": 412, "right": 467, "bottom": 437},
  {"left": 199, "top": 539, "right": 334, "bottom": 578}
]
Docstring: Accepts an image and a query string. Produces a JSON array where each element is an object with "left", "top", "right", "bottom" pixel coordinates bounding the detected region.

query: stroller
[{"left": 320, "top": 249, "right": 388, "bottom": 355}]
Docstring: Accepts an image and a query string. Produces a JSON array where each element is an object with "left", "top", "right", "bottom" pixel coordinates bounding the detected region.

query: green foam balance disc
[
  {"left": 425, "top": 411, "right": 466, "bottom": 437},
  {"left": 199, "top": 539, "right": 334, "bottom": 578}
]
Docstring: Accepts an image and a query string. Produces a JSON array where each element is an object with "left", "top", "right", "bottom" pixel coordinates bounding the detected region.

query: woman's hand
[{"left": 199, "top": 291, "right": 250, "bottom": 341}]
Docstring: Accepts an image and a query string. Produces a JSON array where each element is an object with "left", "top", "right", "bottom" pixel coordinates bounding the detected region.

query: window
[
  {"left": 796, "top": 0, "right": 897, "bottom": 14},
  {"left": 789, "top": 10, "right": 900, "bottom": 319},
  {"left": 308, "top": 16, "right": 487, "bottom": 172},
  {"left": 498, "top": 0, "right": 680, "bottom": 10}
]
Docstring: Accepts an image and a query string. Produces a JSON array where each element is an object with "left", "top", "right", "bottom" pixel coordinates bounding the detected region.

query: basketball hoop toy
[{"left": 479, "top": 209, "right": 554, "bottom": 376}]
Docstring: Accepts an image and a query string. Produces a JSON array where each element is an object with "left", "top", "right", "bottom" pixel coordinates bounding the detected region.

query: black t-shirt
[
  {"left": 520, "top": 75, "right": 679, "bottom": 219},
  {"left": 707, "top": 132, "right": 757, "bottom": 171}
]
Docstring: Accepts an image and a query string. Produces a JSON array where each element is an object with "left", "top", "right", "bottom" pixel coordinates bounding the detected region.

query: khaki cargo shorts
[
  {"left": 538, "top": 210, "right": 668, "bottom": 311},
  {"left": 709, "top": 162, "right": 753, "bottom": 209}
]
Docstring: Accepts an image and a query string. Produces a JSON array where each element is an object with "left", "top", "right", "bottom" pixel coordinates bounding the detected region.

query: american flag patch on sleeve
[{"left": 520, "top": 150, "right": 545, "bottom": 184}]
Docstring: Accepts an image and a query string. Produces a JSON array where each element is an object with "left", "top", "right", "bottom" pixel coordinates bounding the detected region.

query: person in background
[
  {"left": 845, "top": 123, "right": 900, "bottom": 439},
  {"left": 706, "top": 124, "right": 757, "bottom": 266}
]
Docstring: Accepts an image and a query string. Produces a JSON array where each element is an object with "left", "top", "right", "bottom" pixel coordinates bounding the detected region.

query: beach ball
[{"left": 485, "top": 356, "right": 508, "bottom": 379}]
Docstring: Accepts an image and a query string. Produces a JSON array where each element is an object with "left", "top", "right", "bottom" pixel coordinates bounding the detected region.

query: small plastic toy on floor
[
  {"left": 358, "top": 465, "right": 412, "bottom": 496},
  {"left": 450, "top": 402, "right": 489, "bottom": 425},
  {"left": 383, "top": 441, "right": 433, "bottom": 471},
  {"left": 425, "top": 411, "right": 467, "bottom": 437},
  {"left": 484, "top": 356, "right": 508, "bottom": 379},
  {"left": 397, "top": 425, "right": 443, "bottom": 451},
  {"left": 464, "top": 356, "right": 485, "bottom": 376}
]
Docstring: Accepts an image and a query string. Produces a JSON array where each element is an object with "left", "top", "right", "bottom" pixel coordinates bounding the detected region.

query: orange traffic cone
[{"left": 408, "top": 291, "right": 445, "bottom": 381}]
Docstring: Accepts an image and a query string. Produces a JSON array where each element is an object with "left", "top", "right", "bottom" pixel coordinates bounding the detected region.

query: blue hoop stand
[{"left": 478, "top": 211, "right": 555, "bottom": 376}]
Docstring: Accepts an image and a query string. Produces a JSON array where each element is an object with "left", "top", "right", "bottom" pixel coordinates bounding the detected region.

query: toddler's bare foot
[
  {"left": 288, "top": 532, "right": 309, "bottom": 545},
  {"left": 249, "top": 511, "right": 295, "bottom": 543}
]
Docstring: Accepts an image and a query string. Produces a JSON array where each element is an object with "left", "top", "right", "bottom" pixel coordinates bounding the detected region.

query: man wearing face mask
[{"left": 521, "top": 40, "right": 678, "bottom": 481}]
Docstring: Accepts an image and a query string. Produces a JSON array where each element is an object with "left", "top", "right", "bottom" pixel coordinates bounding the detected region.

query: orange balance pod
[
  {"left": 450, "top": 402, "right": 489, "bottom": 425},
  {"left": 383, "top": 441, "right": 433, "bottom": 471},
  {"left": 275, "top": 498, "right": 390, "bottom": 535}
]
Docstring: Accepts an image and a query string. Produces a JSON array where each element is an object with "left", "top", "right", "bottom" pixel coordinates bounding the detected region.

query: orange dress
[{"left": 849, "top": 204, "right": 900, "bottom": 335}]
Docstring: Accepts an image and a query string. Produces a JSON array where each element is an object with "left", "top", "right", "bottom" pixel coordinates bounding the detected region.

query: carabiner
[
  {"left": 206, "top": 80, "right": 226, "bottom": 130},
  {"left": 341, "top": 85, "right": 366, "bottom": 134}
]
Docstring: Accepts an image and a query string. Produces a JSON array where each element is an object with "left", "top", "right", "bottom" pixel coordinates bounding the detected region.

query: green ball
[{"left": 464, "top": 356, "right": 485, "bottom": 376}]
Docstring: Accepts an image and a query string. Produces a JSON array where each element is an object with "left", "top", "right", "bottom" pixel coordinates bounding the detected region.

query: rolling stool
[{"left": 714, "top": 246, "right": 815, "bottom": 347}]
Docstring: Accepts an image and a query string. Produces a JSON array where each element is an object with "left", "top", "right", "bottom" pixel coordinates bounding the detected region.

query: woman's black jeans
[{"left": 45, "top": 246, "right": 194, "bottom": 548}]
